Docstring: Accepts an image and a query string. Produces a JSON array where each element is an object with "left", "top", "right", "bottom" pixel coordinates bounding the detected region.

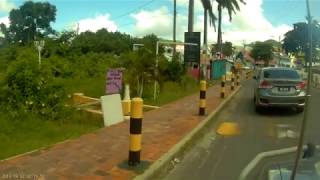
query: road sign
[
  {"left": 184, "top": 32, "right": 201, "bottom": 63},
  {"left": 106, "top": 68, "right": 123, "bottom": 95}
]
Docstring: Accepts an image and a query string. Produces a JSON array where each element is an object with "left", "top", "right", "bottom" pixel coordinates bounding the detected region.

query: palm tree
[
  {"left": 216, "top": 0, "right": 246, "bottom": 58},
  {"left": 201, "top": 0, "right": 217, "bottom": 47}
]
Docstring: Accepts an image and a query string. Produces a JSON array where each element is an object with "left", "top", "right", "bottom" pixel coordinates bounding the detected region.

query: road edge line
[{"left": 134, "top": 86, "right": 242, "bottom": 180}]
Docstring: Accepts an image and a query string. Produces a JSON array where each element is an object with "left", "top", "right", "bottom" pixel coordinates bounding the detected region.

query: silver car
[{"left": 254, "top": 67, "right": 306, "bottom": 113}]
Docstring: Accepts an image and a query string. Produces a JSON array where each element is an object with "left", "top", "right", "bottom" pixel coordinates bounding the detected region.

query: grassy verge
[
  {"left": 0, "top": 111, "right": 103, "bottom": 160},
  {"left": 0, "top": 76, "right": 206, "bottom": 160},
  {"left": 56, "top": 76, "right": 106, "bottom": 98},
  {"left": 144, "top": 81, "right": 199, "bottom": 106},
  {"left": 57, "top": 76, "right": 202, "bottom": 106}
]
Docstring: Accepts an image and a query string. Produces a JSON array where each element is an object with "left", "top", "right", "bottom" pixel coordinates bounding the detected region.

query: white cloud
[
  {"left": 220, "top": 0, "right": 292, "bottom": 44},
  {"left": 0, "top": 0, "right": 15, "bottom": 12},
  {"left": 129, "top": 0, "right": 292, "bottom": 45},
  {"left": 0, "top": 16, "right": 9, "bottom": 26},
  {"left": 0, "top": 16, "right": 9, "bottom": 37},
  {"left": 76, "top": 14, "right": 118, "bottom": 33},
  {"left": 131, "top": 6, "right": 188, "bottom": 39}
]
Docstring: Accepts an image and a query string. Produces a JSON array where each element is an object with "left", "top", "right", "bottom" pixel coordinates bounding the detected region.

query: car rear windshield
[{"left": 263, "top": 69, "right": 300, "bottom": 79}]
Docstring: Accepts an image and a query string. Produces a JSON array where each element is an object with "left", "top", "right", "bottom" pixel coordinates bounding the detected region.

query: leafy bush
[
  {"left": 0, "top": 58, "right": 67, "bottom": 120},
  {"left": 47, "top": 55, "right": 74, "bottom": 78}
]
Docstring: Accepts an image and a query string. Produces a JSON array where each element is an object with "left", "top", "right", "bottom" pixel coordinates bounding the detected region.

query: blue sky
[{"left": 0, "top": 0, "right": 320, "bottom": 44}]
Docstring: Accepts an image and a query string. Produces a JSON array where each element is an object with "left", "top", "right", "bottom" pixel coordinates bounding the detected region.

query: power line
[
  {"left": 118, "top": 10, "right": 173, "bottom": 28},
  {"left": 112, "top": 0, "right": 157, "bottom": 20}
]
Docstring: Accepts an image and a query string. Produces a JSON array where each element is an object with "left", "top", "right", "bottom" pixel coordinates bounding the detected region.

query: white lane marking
[
  {"left": 276, "top": 124, "right": 290, "bottom": 128},
  {"left": 276, "top": 124, "right": 298, "bottom": 139}
]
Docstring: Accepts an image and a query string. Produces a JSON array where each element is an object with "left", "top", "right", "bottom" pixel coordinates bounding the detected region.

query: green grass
[
  {"left": 57, "top": 76, "right": 202, "bottom": 106},
  {"left": 0, "top": 72, "right": 4, "bottom": 82},
  {"left": 56, "top": 76, "right": 106, "bottom": 98},
  {"left": 0, "top": 111, "right": 103, "bottom": 160},
  {"left": 144, "top": 80, "right": 199, "bottom": 106}
]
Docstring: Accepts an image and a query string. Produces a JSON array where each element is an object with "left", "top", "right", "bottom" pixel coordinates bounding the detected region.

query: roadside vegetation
[{"left": 0, "top": 1, "right": 199, "bottom": 159}]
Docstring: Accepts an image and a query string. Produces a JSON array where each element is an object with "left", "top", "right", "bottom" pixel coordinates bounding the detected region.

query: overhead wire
[{"left": 112, "top": 0, "right": 157, "bottom": 20}]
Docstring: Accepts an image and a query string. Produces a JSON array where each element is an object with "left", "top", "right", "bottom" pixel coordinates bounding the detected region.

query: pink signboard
[{"left": 106, "top": 69, "right": 122, "bottom": 95}]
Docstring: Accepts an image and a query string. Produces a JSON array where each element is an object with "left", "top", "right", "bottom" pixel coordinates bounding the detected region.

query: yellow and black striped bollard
[
  {"left": 128, "top": 98, "right": 143, "bottom": 166},
  {"left": 221, "top": 75, "right": 225, "bottom": 98},
  {"left": 231, "top": 73, "right": 235, "bottom": 91},
  {"left": 199, "top": 80, "right": 207, "bottom": 116},
  {"left": 236, "top": 72, "right": 240, "bottom": 86},
  {"left": 122, "top": 99, "right": 131, "bottom": 120}
]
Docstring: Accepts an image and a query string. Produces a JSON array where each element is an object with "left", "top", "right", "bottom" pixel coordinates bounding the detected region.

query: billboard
[{"left": 184, "top": 32, "right": 201, "bottom": 63}]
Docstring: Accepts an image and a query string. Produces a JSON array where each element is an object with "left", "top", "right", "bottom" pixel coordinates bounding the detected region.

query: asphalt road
[{"left": 161, "top": 80, "right": 320, "bottom": 180}]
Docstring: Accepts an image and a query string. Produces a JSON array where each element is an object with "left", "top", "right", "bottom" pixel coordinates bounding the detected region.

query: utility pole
[
  {"left": 173, "top": 0, "right": 177, "bottom": 56},
  {"left": 290, "top": 0, "right": 313, "bottom": 179},
  {"left": 278, "top": 36, "right": 281, "bottom": 66},
  {"left": 188, "top": 0, "right": 194, "bottom": 32},
  {"left": 204, "top": 9, "right": 208, "bottom": 50}
]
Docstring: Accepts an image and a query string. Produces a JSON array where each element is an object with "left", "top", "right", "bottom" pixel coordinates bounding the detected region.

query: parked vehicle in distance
[{"left": 253, "top": 67, "right": 306, "bottom": 113}]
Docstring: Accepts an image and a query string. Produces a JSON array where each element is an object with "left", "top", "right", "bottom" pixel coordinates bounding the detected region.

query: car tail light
[
  {"left": 296, "top": 81, "right": 306, "bottom": 90},
  {"left": 259, "top": 80, "right": 273, "bottom": 89}
]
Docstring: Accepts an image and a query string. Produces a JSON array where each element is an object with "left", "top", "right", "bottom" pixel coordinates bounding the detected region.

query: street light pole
[
  {"left": 188, "top": 0, "right": 194, "bottom": 32},
  {"left": 278, "top": 35, "right": 282, "bottom": 67},
  {"left": 34, "top": 40, "right": 45, "bottom": 67},
  {"left": 173, "top": 0, "right": 177, "bottom": 55},
  {"left": 290, "top": 0, "right": 313, "bottom": 179}
]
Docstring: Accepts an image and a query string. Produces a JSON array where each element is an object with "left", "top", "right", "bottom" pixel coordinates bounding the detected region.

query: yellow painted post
[
  {"left": 122, "top": 100, "right": 131, "bottom": 120},
  {"left": 236, "top": 72, "right": 240, "bottom": 86},
  {"left": 128, "top": 98, "right": 143, "bottom": 166},
  {"left": 123, "top": 84, "right": 131, "bottom": 120},
  {"left": 231, "top": 73, "right": 235, "bottom": 91},
  {"left": 199, "top": 80, "right": 207, "bottom": 116},
  {"left": 221, "top": 75, "right": 225, "bottom": 98}
]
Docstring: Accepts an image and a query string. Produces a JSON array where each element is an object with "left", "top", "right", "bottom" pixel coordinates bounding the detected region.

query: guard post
[
  {"left": 128, "top": 98, "right": 143, "bottom": 166},
  {"left": 199, "top": 80, "right": 207, "bottom": 116},
  {"left": 231, "top": 73, "right": 235, "bottom": 91},
  {"left": 236, "top": 72, "right": 240, "bottom": 86},
  {"left": 221, "top": 75, "right": 226, "bottom": 98}
]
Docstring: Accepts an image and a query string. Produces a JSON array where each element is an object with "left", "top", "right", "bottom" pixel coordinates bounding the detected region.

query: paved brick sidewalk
[{"left": 0, "top": 84, "right": 233, "bottom": 180}]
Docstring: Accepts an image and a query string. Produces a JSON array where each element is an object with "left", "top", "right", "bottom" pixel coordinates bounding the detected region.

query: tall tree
[
  {"left": 1, "top": 1, "right": 56, "bottom": 44},
  {"left": 216, "top": 0, "right": 245, "bottom": 57},
  {"left": 251, "top": 41, "right": 274, "bottom": 67},
  {"left": 211, "top": 41, "right": 233, "bottom": 57},
  {"left": 283, "top": 21, "right": 320, "bottom": 65}
]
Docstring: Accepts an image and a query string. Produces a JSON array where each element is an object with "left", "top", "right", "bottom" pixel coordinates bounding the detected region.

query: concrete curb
[{"left": 134, "top": 86, "right": 242, "bottom": 180}]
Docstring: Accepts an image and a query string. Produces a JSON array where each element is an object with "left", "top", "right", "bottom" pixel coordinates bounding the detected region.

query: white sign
[{"left": 101, "top": 94, "right": 123, "bottom": 127}]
